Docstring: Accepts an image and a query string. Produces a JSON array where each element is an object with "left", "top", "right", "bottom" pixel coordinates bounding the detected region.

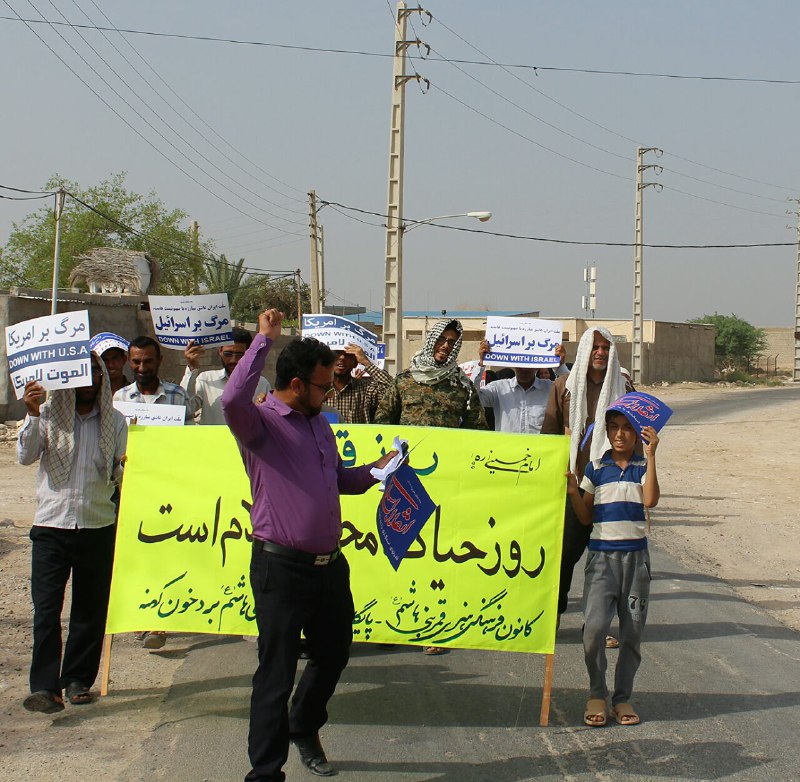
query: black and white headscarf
[{"left": 408, "top": 319, "right": 473, "bottom": 392}]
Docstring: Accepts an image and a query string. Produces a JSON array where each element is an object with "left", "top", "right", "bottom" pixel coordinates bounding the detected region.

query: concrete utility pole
[
  {"left": 294, "top": 269, "right": 303, "bottom": 326},
  {"left": 308, "top": 190, "right": 321, "bottom": 312},
  {"left": 50, "top": 188, "right": 66, "bottom": 315},
  {"left": 632, "top": 146, "right": 663, "bottom": 386},
  {"left": 318, "top": 225, "right": 326, "bottom": 310},
  {"left": 789, "top": 199, "right": 800, "bottom": 382},
  {"left": 582, "top": 263, "right": 597, "bottom": 318},
  {"left": 382, "top": 1, "right": 431, "bottom": 375},
  {"left": 189, "top": 220, "right": 201, "bottom": 294}
]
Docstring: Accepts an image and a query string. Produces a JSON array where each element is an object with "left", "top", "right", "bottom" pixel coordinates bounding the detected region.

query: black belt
[{"left": 257, "top": 539, "right": 340, "bottom": 567}]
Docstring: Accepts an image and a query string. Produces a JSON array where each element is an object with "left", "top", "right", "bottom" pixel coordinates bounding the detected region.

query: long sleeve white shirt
[
  {"left": 181, "top": 366, "right": 271, "bottom": 425},
  {"left": 17, "top": 407, "right": 127, "bottom": 529}
]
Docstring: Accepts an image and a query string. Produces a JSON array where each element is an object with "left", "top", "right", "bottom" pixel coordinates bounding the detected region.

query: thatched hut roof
[{"left": 69, "top": 248, "right": 160, "bottom": 294}]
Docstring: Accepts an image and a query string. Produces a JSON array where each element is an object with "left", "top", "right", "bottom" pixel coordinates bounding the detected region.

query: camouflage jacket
[{"left": 374, "top": 370, "right": 488, "bottom": 429}]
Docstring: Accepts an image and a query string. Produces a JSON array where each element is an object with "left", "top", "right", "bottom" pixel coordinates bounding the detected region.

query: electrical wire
[
  {"left": 432, "top": 13, "right": 799, "bottom": 194},
  {"left": 71, "top": 0, "right": 306, "bottom": 209},
  {"left": 320, "top": 199, "right": 794, "bottom": 249},
  {"left": 7, "top": 1, "right": 303, "bottom": 239},
  {"left": 35, "top": 0, "right": 305, "bottom": 232},
  {"left": 4, "top": 15, "right": 800, "bottom": 85}
]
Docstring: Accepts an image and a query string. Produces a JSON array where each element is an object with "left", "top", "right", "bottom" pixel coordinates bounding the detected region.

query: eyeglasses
[
  {"left": 435, "top": 337, "right": 458, "bottom": 348},
  {"left": 305, "top": 380, "right": 335, "bottom": 397}
]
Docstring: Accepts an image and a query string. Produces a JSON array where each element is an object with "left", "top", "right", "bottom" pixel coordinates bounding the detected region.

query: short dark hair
[
  {"left": 275, "top": 338, "right": 334, "bottom": 390},
  {"left": 231, "top": 326, "right": 253, "bottom": 347},
  {"left": 129, "top": 335, "right": 161, "bottom": 358},
  {"left": 605, "top": 409, "right": 629, "bottom": 425}
]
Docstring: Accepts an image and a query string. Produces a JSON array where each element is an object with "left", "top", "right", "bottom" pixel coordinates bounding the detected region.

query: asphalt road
[{"left": 116, "top": 387, "right": 800, "bottom": 782}]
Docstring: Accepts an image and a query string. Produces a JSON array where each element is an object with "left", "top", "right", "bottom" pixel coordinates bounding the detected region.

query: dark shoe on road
[
  {"left": 65, "top": 681, "right": 93, "bottom": 705},
  {"left": 292, "top": 733, "right": 337, "bottom": 776},
  {"left": 23, "top": 690, "right": 64, "bottom": 714}
]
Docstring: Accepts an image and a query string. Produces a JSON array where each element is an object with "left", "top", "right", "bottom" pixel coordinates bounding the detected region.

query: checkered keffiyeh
[{"left": 40, "top": 359, "right": 117, "bottom": 489}]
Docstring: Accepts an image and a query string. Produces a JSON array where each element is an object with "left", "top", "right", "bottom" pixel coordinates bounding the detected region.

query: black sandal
[
  {"left": 23, "top": 690, "right": 65, "bottom": 714},
  {"left": 65, "top": 682, "right": 93, "bottom": 705}
]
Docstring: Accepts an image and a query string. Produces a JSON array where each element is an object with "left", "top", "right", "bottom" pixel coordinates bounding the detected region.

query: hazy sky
[{"left": 2, "top": 1, "right": 799, "bottom": 326}]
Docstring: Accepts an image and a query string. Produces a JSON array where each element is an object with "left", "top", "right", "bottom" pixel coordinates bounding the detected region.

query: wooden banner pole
[
  {"left": 539, "top": 652, "right": 555, "bottom": 726},
  {"left": 100, "top": 634, "right": 114, "bottom": 696}
]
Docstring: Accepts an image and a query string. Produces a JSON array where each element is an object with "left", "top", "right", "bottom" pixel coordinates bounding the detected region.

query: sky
[{"left": 2, "top": 1, "right": 800, "bottom": 327}]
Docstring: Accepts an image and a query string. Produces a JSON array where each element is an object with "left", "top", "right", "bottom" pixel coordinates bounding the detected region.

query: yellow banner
[{"left": 106, "top": 425, "right": 568, "bottom": 654}]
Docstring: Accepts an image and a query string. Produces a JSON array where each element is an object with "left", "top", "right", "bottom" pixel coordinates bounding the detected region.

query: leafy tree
[
  {"left": 689, "top": 313, "right": 767, "bottom": 370},
  {"left": 0, "top": 172, "right": 212, "bottom": 294},
  {"left": 234, "top": 274, "right": 310, "bottom": 323}
]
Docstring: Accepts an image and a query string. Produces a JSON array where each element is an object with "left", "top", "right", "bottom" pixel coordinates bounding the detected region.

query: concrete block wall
[{"left": 761, "top": 328, "right": 796, "bottom": 370}]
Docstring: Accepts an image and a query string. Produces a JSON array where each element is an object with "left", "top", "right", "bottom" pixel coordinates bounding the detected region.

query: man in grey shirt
[{"left": 18, "top": 354, "right": 127, "bottom": 713}]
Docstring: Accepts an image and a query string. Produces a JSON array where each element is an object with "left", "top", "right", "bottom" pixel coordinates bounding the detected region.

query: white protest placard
[
  {"left": 5, "top": 310, "right": 92, "bottom": 399},
  {"left": 483, "top": 317, "right": 563, "bottom": 368},
  {"left": 113, "top": 402, "right": 186, "bottom": 426},
  {"left": 149, "top": 294, "right": 233, "bottom": 350},
  {"left": 301, "top": 314, "right": 380, "bottom": 363}
]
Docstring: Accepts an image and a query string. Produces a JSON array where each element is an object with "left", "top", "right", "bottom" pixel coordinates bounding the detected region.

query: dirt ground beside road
[{"left": 0, "top": 382, "right": 797, "bottom": 780}]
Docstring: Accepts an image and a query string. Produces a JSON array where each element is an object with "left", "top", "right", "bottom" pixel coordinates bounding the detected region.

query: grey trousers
[{"left": 582, "top": 548, "right": 650, "bottom": 706}]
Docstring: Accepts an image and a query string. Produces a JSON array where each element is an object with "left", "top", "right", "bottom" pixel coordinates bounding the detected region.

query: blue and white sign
[
  {"left": 149, "top": 294, "right": 233, "bottom": 349},
  {"left": 483, "top": 316, "right": 562, "bottom": 368},
  {"left": 606, "top": 392, "right": 673, "bottom": 437},
  {"left": 376, "top": 463, "right": 437, "bottom": 571},
  {"left": 301, "top": 314, "right": 380, "bottom": 363},
  {"left": 5, "top": 310, "right": 92, "bottom": 399}
]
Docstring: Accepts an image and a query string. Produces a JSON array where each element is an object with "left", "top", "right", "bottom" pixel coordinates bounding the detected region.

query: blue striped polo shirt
[{"left": 580, "top": 450, "right": 648, "bottom": 552}]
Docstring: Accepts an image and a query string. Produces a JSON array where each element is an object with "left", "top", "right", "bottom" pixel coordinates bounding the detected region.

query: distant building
[{"left": 69, "top": 248, "right": 159, "bottom": 295}]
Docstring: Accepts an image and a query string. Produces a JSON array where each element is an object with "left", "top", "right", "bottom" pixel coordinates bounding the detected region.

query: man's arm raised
[{"left": 221, "top": 308, "right": 283, "bottom": 447}]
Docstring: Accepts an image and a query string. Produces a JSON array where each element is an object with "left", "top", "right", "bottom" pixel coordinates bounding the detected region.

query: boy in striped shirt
[{"left": 566, "top": 410, "right": 660, "bottom": 728}]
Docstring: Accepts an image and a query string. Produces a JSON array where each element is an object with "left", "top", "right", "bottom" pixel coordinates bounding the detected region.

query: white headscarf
[
  {"left": 564, "top": 326, "right": 628, "bottom": 471},
  {"left": 40, "top": 357, "right": 117, "bottom": 489},
  {"left": 408, "top": 319, "right": 473, "bottom": 394}
]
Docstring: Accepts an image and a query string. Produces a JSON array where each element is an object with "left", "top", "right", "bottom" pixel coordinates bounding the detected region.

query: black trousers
[
  {"left": 558, "top": 497, "right": 592, "bottom": 615},
  {"left": 29, "top": 524, "right": 116, "bottom": 693},
  {"left": 246, "top": 546, "right": 354, "bottom": 782}
]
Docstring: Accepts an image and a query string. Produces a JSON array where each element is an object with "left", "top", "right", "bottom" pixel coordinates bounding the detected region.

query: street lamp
[{"left": 382, "top": 210, "right": 492, "bottom": 374}]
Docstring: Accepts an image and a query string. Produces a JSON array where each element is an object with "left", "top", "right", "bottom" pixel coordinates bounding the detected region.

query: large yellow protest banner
[{"left": 106, "top": 425, "right": 568, "bottom": 654}]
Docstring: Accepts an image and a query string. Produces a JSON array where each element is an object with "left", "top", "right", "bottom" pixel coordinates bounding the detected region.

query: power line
[
  {"left": 71, "top": 0, "right": 306, "bottom": 208},
  {"left": 3, "top": 15, "right": 800, "bottom": 85},
  {"left": 7, "top": 1, "right": 303, "bottom": 238},
  {"left": 320, "top": 199, "right": 793, "bottom": 249},
  {"left": 432, "top": 13, "right": 799, "bottom": 195},
  {"left": 35, "top": 0, "right": 305, "bottom": 232}
]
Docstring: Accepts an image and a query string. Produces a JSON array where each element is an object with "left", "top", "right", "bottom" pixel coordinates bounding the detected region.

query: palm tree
[{"left": 203, "top": 254, "right": 248, "bottom": 316}]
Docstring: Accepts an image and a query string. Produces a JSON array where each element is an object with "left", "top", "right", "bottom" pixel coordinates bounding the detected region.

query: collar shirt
[
  {"left": 221, "top": 334, "right": 376, "bottom": 553},
  {"left": 476, "top": 376, "right": 553, "bottom": 434},
  {"left": 113, "top": 379, "right": 195, "bottom": 424},
  {"left": 181, "top": 366, "right": 271, "bottom": 425},
  {"left": 17, "top": 407, "right": 128, "bottom": 529},
  {"left": 331, "top": 363, "right": 392, "bottom": 424}
]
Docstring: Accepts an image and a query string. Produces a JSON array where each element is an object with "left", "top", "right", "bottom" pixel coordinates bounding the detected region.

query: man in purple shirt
[{"left": 222, "top": 308, "right": 396, "bottom": 782}]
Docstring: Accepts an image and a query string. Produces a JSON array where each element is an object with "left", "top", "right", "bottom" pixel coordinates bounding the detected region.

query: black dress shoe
[{"left": 292, "top": 733, "right": 337, "bottom": 777}]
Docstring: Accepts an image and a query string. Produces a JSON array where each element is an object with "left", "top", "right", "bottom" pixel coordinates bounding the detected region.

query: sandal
[
  {"left": 65, "top": 682, "right": 93, "bottom": 705},
  {"left": 143, "top": 630, "right": 167, "bottom": 649},
  {"left": 583, "top": 698, "right": 607, "bottom": 727},
  {"left": 605, "top": 635, "right": 620, "bottom": 649},
  {"left": 23, "top": 690, "right": 64, "bottom": 714},
  {"left": 612, "top": 703, "right": 640, "bottom": 726},
  {"left": 423, "top": 646, "right": 446, "bottom": 655}
]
